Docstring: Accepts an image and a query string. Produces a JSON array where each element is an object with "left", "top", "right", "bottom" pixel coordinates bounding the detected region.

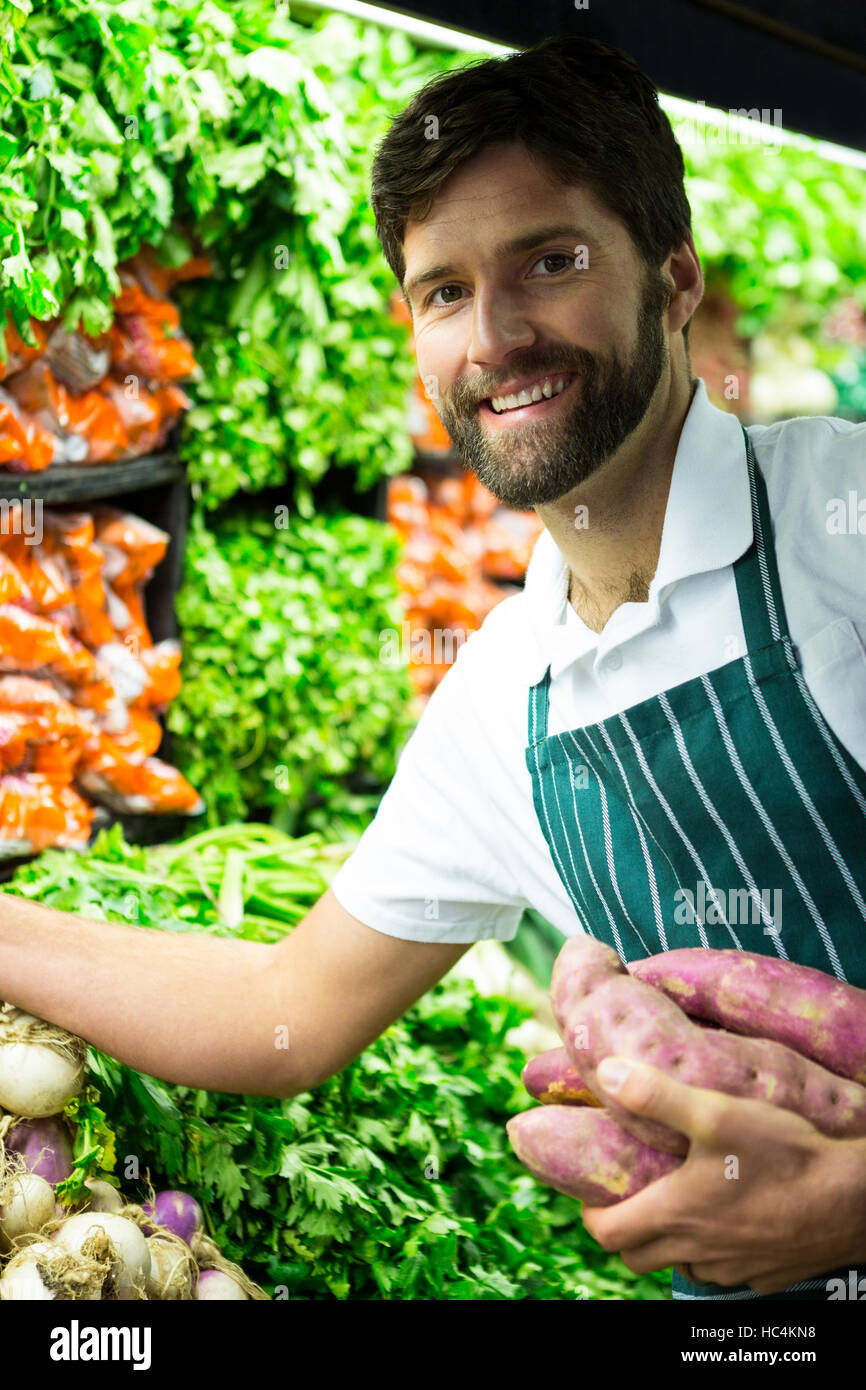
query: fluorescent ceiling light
[
  {"left": 289, "top": 0, "right": 509, "bottom": 51},
  {"left": 292, "top": 0, "right": 866, "bottom": 168},
  {"left": 661, "top": 92, "right": 866, "bottom": 170}
]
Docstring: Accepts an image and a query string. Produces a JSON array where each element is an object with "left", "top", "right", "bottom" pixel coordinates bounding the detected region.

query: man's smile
[{"left": 478, "top": 372, "right": 580, "bottom": 427}]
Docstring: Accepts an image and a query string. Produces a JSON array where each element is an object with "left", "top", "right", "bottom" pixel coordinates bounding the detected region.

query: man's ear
[{"left": 667, "top": 231, "right": 703, "bottom": 334}]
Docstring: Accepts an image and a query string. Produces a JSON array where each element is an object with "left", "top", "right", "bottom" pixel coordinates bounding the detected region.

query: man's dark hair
[{"left": 370, "top": 34, "right": 695, "bottom": 351}]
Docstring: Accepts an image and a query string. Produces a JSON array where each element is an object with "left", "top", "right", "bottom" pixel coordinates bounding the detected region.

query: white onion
[
  {"left": 83, "top": 1178, "right": 125, "bottom": 1213},
  {"left": 0, "top": 1239, "right": 103, "bottom": 1301},
  {"left": 0, "top": 1173, "right": 56, "bottom": 1249},
  {"left": 0, "top": 1240, "right": 58, "bottom": 1300},
  {"left": 0, "top": 1041, "right": 82, "bottom": 1117},
  {"left": 146, "top": 1236, "right": 193, "bottom": 1300},
  {"left": 195, "top": 1268, "right": 249, "bottom": 1300},
  {"left": 53, "top": 1212, "right": 151, "bottom": 1299}
]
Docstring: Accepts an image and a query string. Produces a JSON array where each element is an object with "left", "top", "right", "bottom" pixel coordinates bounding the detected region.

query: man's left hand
[{"left": 580, "top": 1057, "right": 866, "bottom": 1295}]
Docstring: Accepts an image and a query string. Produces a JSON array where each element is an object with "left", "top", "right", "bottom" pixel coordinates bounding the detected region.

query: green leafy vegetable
[
  {"left": 168, "top": 507, "right": 415, "bottom": 829},
  {"left": 4, "top": 827, "right": 672, "bottom": 1300}
]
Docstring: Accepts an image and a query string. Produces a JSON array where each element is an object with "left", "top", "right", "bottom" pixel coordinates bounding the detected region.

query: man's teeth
[{"left": 489, "top": 376, "right": 570, "bottom": 414}]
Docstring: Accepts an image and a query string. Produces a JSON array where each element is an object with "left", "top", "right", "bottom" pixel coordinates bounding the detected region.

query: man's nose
[{"left": 466, "top": 287, "right": 538, "bottom": 367}]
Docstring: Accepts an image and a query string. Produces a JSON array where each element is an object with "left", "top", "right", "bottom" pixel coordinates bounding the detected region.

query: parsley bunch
[{"left": 167, "top": 506, "right": 415, "bottom": 830}]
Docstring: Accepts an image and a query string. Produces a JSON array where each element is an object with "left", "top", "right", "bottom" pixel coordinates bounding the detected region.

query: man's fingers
[{"left": 595, "top": 1056, "right": 720, "bottom": 1142}]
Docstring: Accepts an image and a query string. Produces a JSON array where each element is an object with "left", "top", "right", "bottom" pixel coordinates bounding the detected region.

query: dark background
[{"left": 362, "top": 0, "right": 866, "bottom": 152}]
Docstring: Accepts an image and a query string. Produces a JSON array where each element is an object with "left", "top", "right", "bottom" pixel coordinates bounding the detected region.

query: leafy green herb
[
  {"left": 168, "top": 507, "right": 415, "bottom": 829},
  {"left": 5, "top": 827, "right": 672, "bottom": 1300}
]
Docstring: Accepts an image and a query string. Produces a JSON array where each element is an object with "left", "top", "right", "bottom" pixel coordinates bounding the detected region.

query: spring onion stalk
[{"left": 216, "top": 849, "right": 245, "bottom": 929}]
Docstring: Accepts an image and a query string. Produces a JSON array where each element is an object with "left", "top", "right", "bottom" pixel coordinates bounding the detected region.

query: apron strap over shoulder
[
  {"left": 528, "top": 667, "right": 552, "bottom": 745},
  {"left": 733, "top": 423, "right": 793, "bottom": 652}
]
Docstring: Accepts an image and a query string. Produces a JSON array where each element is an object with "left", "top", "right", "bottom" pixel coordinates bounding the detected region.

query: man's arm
[{"left": 0, "top": 888, "right": 470, "bottom": 1097}]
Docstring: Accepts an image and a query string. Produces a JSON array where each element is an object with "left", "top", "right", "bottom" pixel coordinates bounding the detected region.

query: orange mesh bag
[
  {"left": 29, "top": 737, "right": 84, "bottom": 787},
  {"left": 0, "top": 674, "right": 78, "bottom": 713},
  {"left": 0, "top": 678, "right": 94, "bottom": 782},
  {"left": 94, "top": 510, "right": 168, "bottom": 586},
  {"left": 0, "top": 716, "right": 28, "bottom": 770},
  {"left": 386, "top": 475, "right": 429, "bottom": 536},
  {"left": 105, "top": 581, "right": 151, "bottom": 652},
  {"left": 2, "top": 538, "right": 74, "bottom": 613},
  {"left": 108, "top": 709, "right": 163, "bottom": 760},
  {"left": 0, "top": 552, "right": 30, "bottom": 606},
  {"left": 0, "top": 774, "right": 93, "bottom": 852},
  {"left": 4, "top": 359, "right": 71, "bottom": 422},
  {"left": 479, "top": 509, "right": 545, "bottom": 581},
  {"left": 42, "top": 513, "right": 106, "bottom": 608},
  {"left": 106, "top": 280, "right": 197, "bottom": 383},
  {"left": 123, "top": 247, "right": 212, "bottom": 298},
  {"left": 0, "top": 606, "right": 115, "bottom": 708},
  {"left": 132, "top": 641, "right": 181, "bottom": 708},
  {"left": 42, "top": 322, "right": 110, "bottom": 394},
  {"left": 0, "top": 392, "right": 57, "bottom": 471},
  {"left": 113, "top": 280, "right": 180, "bottom": 329},
  {"left": 77, "top": 732, "right": 202, "bottom": 815},
  {"left": 63, "top": 388, "right": 130, "bottom": 463},
  {"left": 99, "top": 380, "right": 164, "bottom": 456}
]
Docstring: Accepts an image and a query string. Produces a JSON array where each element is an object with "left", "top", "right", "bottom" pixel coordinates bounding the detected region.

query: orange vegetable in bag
[
  {"left": 0, "top": 774, "right": 93, "bottom": 852},
  {"left": 94, "top": 510, "right": 169, "bottom": 585},
  {"left": 133, "top": 641, "right": 182, "bottom": 708},
  {"left": 109, "top": 709, "right": 163, "bottom": 760},
  {"left": 0, "top": 394, "right": 57, "bottom": 471},
  {"left": 77, "top": 733, "right": 201, "bottom": 815},
  {"left": 0, "top": 553, "right": 30, "bottom": 607}
]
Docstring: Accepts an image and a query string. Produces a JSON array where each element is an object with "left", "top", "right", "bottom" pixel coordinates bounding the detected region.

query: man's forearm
[{"left": 0, "top": 894, "right": 289, "bottom": 1096}]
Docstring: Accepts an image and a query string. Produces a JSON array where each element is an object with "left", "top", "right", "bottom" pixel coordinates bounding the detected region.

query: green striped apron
[{"left": 525, "top": 423, "right": 866, "bottom": 1301}]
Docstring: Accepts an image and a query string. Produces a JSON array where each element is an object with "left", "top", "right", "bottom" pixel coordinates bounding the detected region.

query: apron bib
[{"left": 525, "top": 424, "right": 866, "bottom": 1301}]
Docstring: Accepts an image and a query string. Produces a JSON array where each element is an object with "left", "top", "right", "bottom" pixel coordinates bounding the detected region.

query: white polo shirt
[{"left": 331, "top": 378, "right": 866, "bottom": 944}]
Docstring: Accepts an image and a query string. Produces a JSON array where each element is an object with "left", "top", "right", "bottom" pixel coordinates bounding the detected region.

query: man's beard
[{"left": 436, "top": 268, "right": 673, "bottom": 510}]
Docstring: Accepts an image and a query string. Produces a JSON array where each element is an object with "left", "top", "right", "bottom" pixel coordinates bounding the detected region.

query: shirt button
[{"left": 605, "top": 650, "right": 623, "bottom": 671}]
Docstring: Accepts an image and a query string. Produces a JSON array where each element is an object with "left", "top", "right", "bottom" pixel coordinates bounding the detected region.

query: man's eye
[
  {"left": 429, "top": 285, "right": 463, "bottom": 307},
  {"left": 536, "top": 252, "right": 575, "bottom": 273}
]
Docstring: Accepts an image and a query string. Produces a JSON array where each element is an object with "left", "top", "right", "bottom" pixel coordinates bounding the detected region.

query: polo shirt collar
[{"left": 520, "top": 378, "right": 754, "bottom": 685}]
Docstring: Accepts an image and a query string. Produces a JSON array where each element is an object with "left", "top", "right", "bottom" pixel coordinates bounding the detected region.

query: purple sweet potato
[
  {"left": 506, "top": 1105, "right": 681, "bottom": 1205},
  {"left": 551, "top": 936, "right": 866, "bottom": 1155},
  {"left": 629, "top": 949, "right": 866, "bottom": 1084},
  {"left": 522, "top": 1030, "right": 717, "bottom": 1108},
  {"left": 521, "top": 1048, "right": 603, "bottom": 1107}
]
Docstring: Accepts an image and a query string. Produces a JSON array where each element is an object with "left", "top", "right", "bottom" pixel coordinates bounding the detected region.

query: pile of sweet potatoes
[{"left": 506, "top": 941, "right": 866, "bottom": 1205}]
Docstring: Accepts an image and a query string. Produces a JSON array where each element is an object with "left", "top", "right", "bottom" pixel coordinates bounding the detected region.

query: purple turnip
[
  {"left": 142, "top": 1190, "right": 202, "bottom": 1245},
  {"left": 4, "top": 1117, "right": 74, "bottom": 1185}
]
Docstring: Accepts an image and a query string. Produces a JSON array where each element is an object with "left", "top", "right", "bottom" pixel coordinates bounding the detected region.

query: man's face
[{"left": 402, "top": 142, "right": 674, "bottom": 509}]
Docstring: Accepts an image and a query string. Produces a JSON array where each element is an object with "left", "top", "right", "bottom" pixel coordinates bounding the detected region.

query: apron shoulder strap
[
  {"left": 733, "top": 422, "right": 792, "bottom": 650},
  {"left": 528, "top": 666, "right": 552, "bottom": 744},
  {"left": 526, "top": 424, "right": 790, "bottom": 740}
]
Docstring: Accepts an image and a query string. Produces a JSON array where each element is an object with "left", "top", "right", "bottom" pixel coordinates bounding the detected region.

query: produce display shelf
[
  {"left": 0, "top": 444, "right": 192, "bottom": 861},
  {"left": 0, "top": 449, "right": 184, "bottom": 504}
]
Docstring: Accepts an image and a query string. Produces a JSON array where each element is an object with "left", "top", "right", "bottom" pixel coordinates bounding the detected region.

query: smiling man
[
  {"left": 1, "top": 35, "right": 865, "bottom": 1305},
  {"left": 330, "top": 35, "right": 866, "bottom": 1300}
]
